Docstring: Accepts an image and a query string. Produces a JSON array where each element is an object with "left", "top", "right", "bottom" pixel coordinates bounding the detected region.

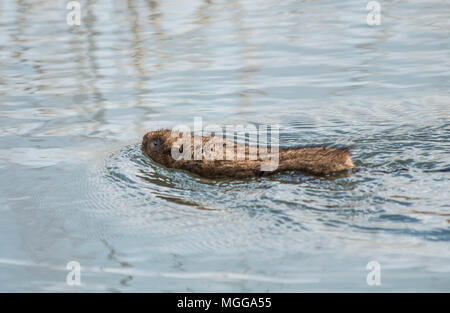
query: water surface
[{"left": 0, "top": 0, "right": 449, "bottom": 292}]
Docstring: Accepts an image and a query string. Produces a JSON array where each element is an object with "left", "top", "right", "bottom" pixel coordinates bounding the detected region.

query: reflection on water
[{"left": 0, "top": 0, "right": 449, "bottom": 291}]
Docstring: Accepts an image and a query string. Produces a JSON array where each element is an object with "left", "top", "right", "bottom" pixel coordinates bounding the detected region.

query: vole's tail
[{"left": 280, "top": 146, "right": 355, "bottom": 175}]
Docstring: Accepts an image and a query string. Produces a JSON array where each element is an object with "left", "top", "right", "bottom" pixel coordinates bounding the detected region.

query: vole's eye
[{"left": 152, "top": 139, "right": 160, "bottom": 147}]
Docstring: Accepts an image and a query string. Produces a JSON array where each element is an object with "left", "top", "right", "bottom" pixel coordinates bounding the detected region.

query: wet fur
[{"left": 142, "top": 129, "right": 354, "bottom": 179}]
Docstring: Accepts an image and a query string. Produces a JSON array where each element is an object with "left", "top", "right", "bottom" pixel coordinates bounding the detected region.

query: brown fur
[{"left": 142, "top": 129, "right": 354, "bottom": 179}]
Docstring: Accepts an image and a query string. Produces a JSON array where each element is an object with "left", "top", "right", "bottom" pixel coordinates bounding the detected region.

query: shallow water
[{"left": 0, "top": 0, "right": 449, "bottom": 292}]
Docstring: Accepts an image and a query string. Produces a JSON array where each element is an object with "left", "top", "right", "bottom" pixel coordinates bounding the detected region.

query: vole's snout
[
  {"left": 142, "top": 133, "right": 153, "bottom": 152},
  {"left": 142, "top": 135, "right": 148, "bottom": 149}
]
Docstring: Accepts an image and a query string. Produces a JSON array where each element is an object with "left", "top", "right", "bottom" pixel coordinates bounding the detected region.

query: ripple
[{"left": 76, "top": 127, "right": 450, "bottom": 256}]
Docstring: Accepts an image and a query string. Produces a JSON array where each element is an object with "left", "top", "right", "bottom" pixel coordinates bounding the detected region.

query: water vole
[{"left": 142, "top": 129, "right": 354, "bottom": 179}]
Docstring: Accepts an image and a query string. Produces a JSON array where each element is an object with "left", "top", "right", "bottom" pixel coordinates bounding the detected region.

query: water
[{"left": 0, "top": 0, "right": 449, "bottom": 292}]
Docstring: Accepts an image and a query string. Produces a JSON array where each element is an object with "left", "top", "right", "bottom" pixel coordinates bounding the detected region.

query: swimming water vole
[{"left": 142, "top": 129, "right": 354, "bottom": 179}]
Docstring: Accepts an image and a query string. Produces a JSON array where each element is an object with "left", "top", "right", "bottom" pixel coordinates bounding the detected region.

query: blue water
[{"left": 0, "top": 0, "right": 449, "bottom": 292}]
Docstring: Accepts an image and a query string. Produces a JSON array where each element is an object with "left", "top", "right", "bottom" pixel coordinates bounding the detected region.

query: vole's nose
[{"left": 142, "top": 133, "right": 150, "bottom": 149}]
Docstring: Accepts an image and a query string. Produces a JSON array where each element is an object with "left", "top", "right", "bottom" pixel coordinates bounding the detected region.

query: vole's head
[{"left": 142, "top": 130, "right": 173, "bottom": 164}]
